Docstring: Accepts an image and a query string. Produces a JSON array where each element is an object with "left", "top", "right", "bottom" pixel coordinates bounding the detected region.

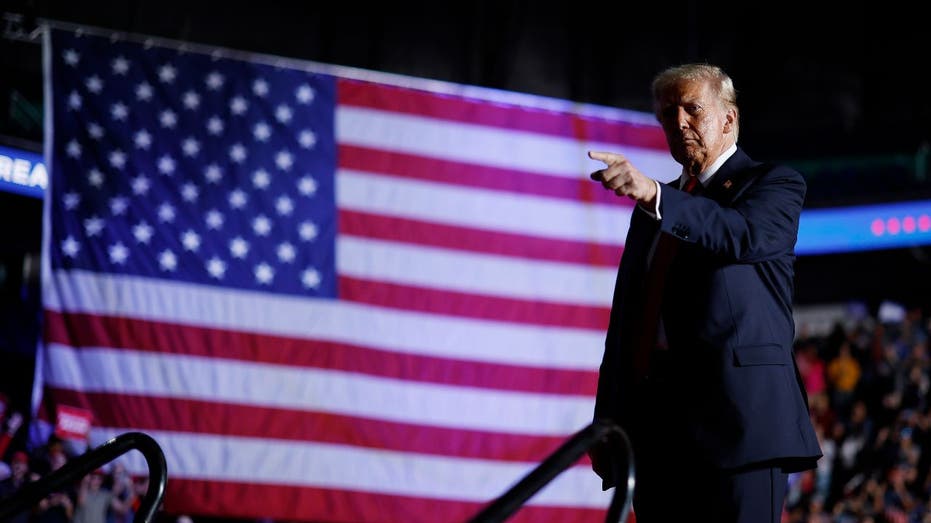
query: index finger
[{"left": 588, "top": 150, "right": 626, "bottom": 165}]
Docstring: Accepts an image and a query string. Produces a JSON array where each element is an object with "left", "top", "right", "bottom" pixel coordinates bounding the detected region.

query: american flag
[{"left": 39, "top": 25, "right": 676, "bottom": 522}]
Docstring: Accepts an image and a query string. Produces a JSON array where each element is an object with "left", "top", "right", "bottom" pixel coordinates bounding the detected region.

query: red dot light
[
  {"left": 871, "top": 218, "right": 885, "bottom": 236},
  {"left": 903, "top": 216, "right": 916, "bottom": 233},
  {"left": 920, "top": 214, "right": 931, "bottom": 232},
  {"left": 887, "top": 217, "right": 901, "bottom": 235}
]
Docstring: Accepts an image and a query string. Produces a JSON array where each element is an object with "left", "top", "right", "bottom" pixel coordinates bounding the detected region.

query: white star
[
  {"left": 135, "top": 82, "right": 154, "bottom": 101},
  {"left": 298, "top": 130, "right": 317, "bottom": 149},
  {"left": 205, "top": 71, "right": 224, "bottom": 91},
  {"left": 182, "top": 90, "right": 200, "bottom": 110},
  {"left": 134, "top": 129, "right": 152, "bottom": 149},
  {"left": 253, "top": 122, "right": 271, "bottom": 142},
  {"left": 297, "top": 176, "right": 318, "bottom": 196},
  {"left": 63, "top": 192, "right": 80, "bottom": 210},
  {"left": 254, "top": 263, "right": 274, "bottom": 285},
  {"left": 85, "top": 75, "right": 104, "bottom": 94},
  {"left": 298, "top": 221, "right": 318, "bottom": 241},
  {"left": 158, "top": 64, "right": 177, "bottom": 83},
  {"left": 87, "top": 123, "right": 104, "bottom": 140},
  {"left": 111, "top": 102, "right": 129, "bottom": 121},
  {"left": 230, "top": 96, "right": 248, "bottom": 115},
  {"left": 158, "top": 249, "right": 177, "bottom": 271},
  {"left": 296, "top": 84, "right": 315, "bottom": 104},
  {"left": 229, "top": 143, "right": 247, "bottom": 163},
  {"left": 205, "top": 209, "right": 224, "bottom": 230},
  {"left": 181, "top": 183, "right": 199, "bottom": 202},
  {"left": 157, "top": 155, "right": 176, "bottom": 175},
  {"left": 63, "top": 49, "right": 80, "bottom": 66},
  {"left": 181, "top": 230, "right": 201, "bottom": 251},
  {"left": 68, "top": 91, "right": 82, "bottom": 110},
  {"left": 132, "top": 221, "right": 154, "bottom": 243},
  {"left": 252, "top": 215, "right": 272, "bottom": 236},
  {"left": 228, "top": 189, "right": 247, "bottom": 209},
  {"left": 61, "top": 236, "right": 80, "bottom": 258},
  {"left": 108, "top": 242, "right": 129, "bottom": 264},
  {"left": 275, "top": 196, "right": 294, "bottom": 216},
  {"left": 252, "top": 169, "right": 271, "bottom": 189},
  {"left": 206, "top": 116, "right": 224, "bottom": 135},
  {"left": 159, "top": 110, "right": 177, "bottom": 128},
  {"left": 229, "top": 237, "right": 249, "bottom": 259},
  {"left": 274, "top": 104, "right": 293, "bottom": 124},
  {"left": 182, "top": 137, "right": 201, "bottom": 157},
  {"left": 66, "top": 140, "right": 82, "bottom": 158},
  {"left": 111, "top": 56, "right": 129, "bottom": 75},
  {"left": 301, "top": 267, "right": 321, "bottom": 289},
  {"left": 109, "top": 149, "right": 126, "bottom": 169},
  {"left": 204, "top": 164, "right": 223, "bottom": 184},
  {"left": 87, "top": 169, "right": 104, "bottom": 188},
  {"left": 158, "top": 203, "right": 176, "bottom": 223},
  {"left": 131, "top": 175, "right": 151, "bottom": 195},
  {"left": 84, "top": 216, "right": 104, "bottom": 236},
  {"left": 275, "top": 150, "right": 293, "bottom": 171},
  {"left": 276, "top": 242, "right": 296, "bottom": 263},
  {"left": 110, "top": 196, "right": 129, "bottom": 216},
  {"left": 252, "top": 79, "right": 269, "bottom": 97},
  {"left": 206, "top": 257, "right": 227, "bottom": 279}
]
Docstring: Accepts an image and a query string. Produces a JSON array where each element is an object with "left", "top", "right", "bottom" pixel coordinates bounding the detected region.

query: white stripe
[
  {"left": 45, "top": 270, "right": 604, "bottom": 371},
  {"left": 338, "top": 236, "right": 615, "bottom": 306},
  {"left": 338, "top": 169, "right": 631, "bottom": 245},
  {"left": 337, "top": 106, "right": 679, "bottom": 180},
  {"left": 94, "top": 428, "right": 610, "bottom": 507},
  {"left": 46, "top": 345, "right": 593, "bottom": 435}
]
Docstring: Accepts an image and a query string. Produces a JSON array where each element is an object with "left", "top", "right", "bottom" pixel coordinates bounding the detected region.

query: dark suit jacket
[{"left": 594, "top": 147, "right": 822, "bottom": 476}]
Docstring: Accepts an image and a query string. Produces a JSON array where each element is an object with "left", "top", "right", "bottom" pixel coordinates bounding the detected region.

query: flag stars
[
  {"left": 157, "top": 155, "right": 176, "bottom": 175},
  {"left": 276, "top": 242, "right": 296, "bottom": 263},
  {"left": 298, "top": 130, "right": 317, "bottom": 149},
  {"left": 111, "top": 56, "right": 130, "bottom": 75},
  {"left": 158, "top": 64, "right": 177, "bottom": 83},
  {"left": 68, "top": 91, "right": 82, "bottom": 110},
  {"left": 252, "top": 79, "right": 269, "bottom": 97},
  {"left": 298, "top": 221, "right": 318, "bottom": 241},
  {"left": 66, "top": 140, "right": 82, "bottom": 158},
  {"left": 298, "top": 176, "right": 318, "bottom": 196},
  {"left": 61, "top": 236, "right": 80, "bottom": 258},
  {"left": 206, "top": 257, "right": 227, "bottom": 279},
  {"left": 157, "top": 202, "right": 176, "bottom": 223},
  {"left": 301, "top": 267, "right": 321, "bottom": 289},
  {"left": 229, "top": 143, "right": 247, "bottom": 163},
  {"left": 87, "top": 123, "right": 104, "bottom": 140},
  {"left": 181, "top": 183, "right": 199, "bottom": 202},
  {"left": 159, "top": 109, "right": 178, "bottom": 128},
  {"left": 252, "top": 215, "right": 272, "bottom": 236},
  {"left": 205, "top": 209, "right": 224, "bottom": 230},
  {"left": 63, "top": 192, "right": 81, "bottom": 210},
  {"left": 204, "top": 164, "right": 223, "bottom": 184},
  {"left": 230, "top": 96, "right": 248, "bottom": 115},
  {"left": 135, "top": 82, "right": 154, "bottom": 101},
  {"left": 110, "top": 102, "right": 129, "bottom": 121},
  {"left": 84, "top": 216, "right": 104, "bottom": 237},
  {"left": 182, "top": 90, "right": 201, "bottom": 110},
  {"left": 87, "top": 169, "right": 104, "bottom": 188},
  {"left": 181, "top": 230, "right": 201, "bottom": 251},
  {"left": 206, "top": 116, "right": 225, "bottom": 135},
  {"left": 296, "top": 84, "right": 315, "bottom": 104},
  {"left": 275, "top": 196, "right": 294, "bottom": 216},
  {"left": 132, "top": 222, "right": 154, "bottom": 244},
  {"left": 131, "top": 175, "right": 151, "bottom": 195},
  {"left": 275, "top": 150, "right": 293, "bottom": 171},
  {"left": 252, "top": 169, "right": 271, "bottom": 189},
  {"left": 275, "top": 104, "right": 293, "bottom": 124},
  {"left": 109, "top": 150, "right": 127, "bottom": 169},
  {"left": 108, "top": 242, "right": 129, "bottom": 264},
  {"left": 228, "top": 189, "right": 247, "bottom": 209},
  {"left": 110, "top": 196, "right": 129, "bottom": 216},
  {"left": 63, "top": 49, "right": 80, "bottom": 66},
  {"left": 253, "top": 122, "right": 271, "bottom": 142},
  {"left": 229, "top": 237, "right": 249, "bottom": 259},
  {"left": 158, "top": 249, "right": 178, "bottom": 272},
  {"left": 254, "top": 263, "right": 274, "bottom": 285},
  {"left": 85, "top": 75, "right": 104, "bottom": 94},
  {"left": 205, "top": 71, "right": 224, "bottom": 91},
  {"left": 134, "top": 129, "right": 152, "bottom": 149}
]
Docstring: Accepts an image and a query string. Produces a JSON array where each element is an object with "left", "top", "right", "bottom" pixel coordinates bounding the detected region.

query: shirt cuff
[{"left": 637, "top": 180, "right": 662, "bottom": 220}]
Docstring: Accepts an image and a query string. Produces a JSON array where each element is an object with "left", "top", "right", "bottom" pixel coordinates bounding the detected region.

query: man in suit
[{"left": 588, "top": 63, "right": 822, "bottom": 522}]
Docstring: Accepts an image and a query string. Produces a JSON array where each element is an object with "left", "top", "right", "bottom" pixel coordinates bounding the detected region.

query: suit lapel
[{"left": 702, "top": 147, "right": 765, "bottom": 205}]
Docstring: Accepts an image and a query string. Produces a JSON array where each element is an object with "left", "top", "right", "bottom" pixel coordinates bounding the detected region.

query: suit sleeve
[{"left": 657, "top": 165, "right": 806, "bottom": 263}]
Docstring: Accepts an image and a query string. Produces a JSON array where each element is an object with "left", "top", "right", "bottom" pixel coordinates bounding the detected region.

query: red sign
[{"left": 55, "top": 405, "right": 93, "bottom": 441}]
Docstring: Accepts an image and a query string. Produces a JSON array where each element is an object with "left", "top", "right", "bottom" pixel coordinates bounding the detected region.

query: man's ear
[{"left": 723, "top": 107, "right": 737, "bottom": 134}]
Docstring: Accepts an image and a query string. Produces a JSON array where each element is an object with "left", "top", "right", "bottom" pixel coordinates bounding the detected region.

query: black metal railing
[
  {"left": 0, "top": 431, "right": 167, "bottom": 523},
  {"left": 467, "top": 419, "right": 634, "bottom": 523}
]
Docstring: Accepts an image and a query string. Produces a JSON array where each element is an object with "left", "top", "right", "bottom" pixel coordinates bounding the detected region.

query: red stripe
[
  {"left": 338, "top": 77, "right": 668, "bottom": 151},
  {"left": 164, "top": 478, "right": 605, "bottom": 523},
  {"left": 339, "top": 143, "right": 634, "bottom": 207},
  {"left": 340, "top": 276, "right": 610, "bottom": 332},
  {"left": 340, "top": 209, "right": 622, "bottom": 267},
  {"left": 46, "top": 388, "right": 578, "bottom": 463},
  {"left": 44, "top": 311, "right": 598, "bottom": 396}
]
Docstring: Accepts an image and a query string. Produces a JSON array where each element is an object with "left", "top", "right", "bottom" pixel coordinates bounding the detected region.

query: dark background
[{"left": 2, "top": 0, "right": 931, "bottom": 318}]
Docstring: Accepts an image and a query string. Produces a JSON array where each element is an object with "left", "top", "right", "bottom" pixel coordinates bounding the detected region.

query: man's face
[{"left": 655, "top": 79, "right": 735, "bottom": 175}]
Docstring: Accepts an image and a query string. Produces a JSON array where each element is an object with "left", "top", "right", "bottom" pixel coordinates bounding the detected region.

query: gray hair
[{"left": 651, "top": 63, "right": 739, "bottom": 138}]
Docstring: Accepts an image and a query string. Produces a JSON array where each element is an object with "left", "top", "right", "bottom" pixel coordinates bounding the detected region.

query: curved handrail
[
  {"left": 0, "top": 431, "right": 167, "bottom": 523},
  {"left": 467, "top": 419, "right": 634, "bottom": 523}
]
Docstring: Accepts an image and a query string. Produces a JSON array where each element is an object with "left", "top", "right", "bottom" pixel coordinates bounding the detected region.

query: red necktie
[{"left": 632, "top": 174, "right": 700, "bottom": 381}]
